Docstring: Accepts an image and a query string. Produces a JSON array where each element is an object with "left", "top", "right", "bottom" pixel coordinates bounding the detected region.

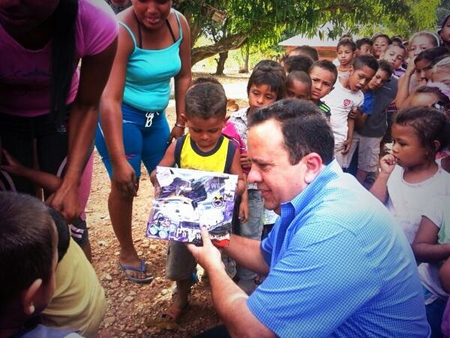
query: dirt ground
[{"left": 88, "top": 73, "right": 249, "bottom": 337}]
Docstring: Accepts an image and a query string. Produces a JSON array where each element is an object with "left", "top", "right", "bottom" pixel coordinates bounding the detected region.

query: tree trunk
[
  {"left": 215, "top": 51, "right": 229, "bottom": 75},
  {"left": 241, "top": 43, "right": 250, "bottom": 73},
  {"left": 191, "top": 33, "right": 247, "bottom": 66}
]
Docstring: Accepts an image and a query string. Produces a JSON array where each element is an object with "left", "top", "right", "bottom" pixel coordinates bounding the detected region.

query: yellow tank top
[{"left": 175, "top": 134, "right": 235, "bottom": 173}]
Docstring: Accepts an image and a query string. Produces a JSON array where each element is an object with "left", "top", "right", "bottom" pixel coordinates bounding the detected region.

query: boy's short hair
[
  {"left": 372, "top": 33, "right": 392, "bottom": 45},
  {"left": 385, "top": 43, "right": 406, "bottom": 53},
  {"left": 0, "top": 192, "right": 55, "bottom": 315},
  {"left": 289, "top": 45, "right": 319, "bottom": 61},
  {"left": 337, "top": 38, "right": 357, "bottom": 52},
  {"left": 192, "top": 76, "right": 223, "bottom": 88},
  {"left": 247, "top": 64, "right": 286, "bottom": 100},
  {"left": 185, "top": 82, "right": 227, "bottom": 120},
  {"left": 285, "top": 55, "right": 314, "bottom": 74},
  {"left": 248, "top": 99, "right": 334, "bottom": 165},
  {"left": 391, "top": 36, "right": 404, "bottom": 46},
  {"left": 287, "top": 70, "right": 311, "bottom": 86},
  {"left": 356, "top": 38, "right": 373, "bottom": 49},
  {"left": 378, "top": 60, "right": 393, "bottom": 78},
  {"left": 309, "top": 60, "right": 338, "bottom": 85},
  {"left": 254, "top": 59, "right": 284, "bottom": 74},
  {"left": 353, "top": 55, "right": 379, "bottom": 72}
]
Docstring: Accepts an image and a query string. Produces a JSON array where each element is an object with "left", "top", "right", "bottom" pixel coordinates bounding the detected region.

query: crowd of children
[{"left": 3, "top": 2, "right": 450, "bottom": 337}]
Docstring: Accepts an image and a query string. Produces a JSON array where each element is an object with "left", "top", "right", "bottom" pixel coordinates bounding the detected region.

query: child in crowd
[
  {"left": 288, "top": 45, "right": 319, "bottom": 61},
  {"left": 409, "top": 86, "right": 450, "bottom": 110},
  {"left": 0, "top": 192, "right": 83, "bottom": 338},
  {"left": 356, "top": 38, "right": 373, "bottom": 56},
  {"left": 336, "top": 38, "right": 357, "bottom": 78},
  {"left": 229, "top": 64, "right": 285, "bottom": 294},
  {"left": 397, "top": 47, "right": 448, "bottom": 109},
  {"left": 284, "top": 55, "right": 314, "bottom": 74},
  {"left": 349, "top": 60, "right": 393, "bottom": 186},
  {"left": 323, "top": 55, "right": 378, "bottom": 168},
  {"left": 439, "top": 14, "right": 450, "bottom": 51},
  {"left": 382, "top": 43, "right": 407, "bottom": 77},
  {"left": 370, "top": 106, "right": 450, "bottom": 244},
  {"left": 308, "top": 59, "right": 338, "bottom": 118},
  {"left": 150, "top": 82, "right": 246, "bottom": 324},
  {"left": 372, "top": 33, "right": 391, "bottom": 59},
  {"left": 0, "top": 152, "right": 107, "bottom": 337},
  {"left": 431, "top": 56, "right": 450, "bottom": 90},
  {"left": 413, "top": 195, "right": 450, "bottom": 338},
  {"left": 285, "top": 71, "right": 311, "bottom": 100}
]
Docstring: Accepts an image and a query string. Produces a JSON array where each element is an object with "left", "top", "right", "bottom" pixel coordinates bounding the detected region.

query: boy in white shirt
[{"left": 323, "top": 55, "right": 378, "bottom": 168}]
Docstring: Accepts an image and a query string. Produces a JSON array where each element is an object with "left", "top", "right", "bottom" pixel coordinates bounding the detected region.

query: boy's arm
[
  {"left": 2, "top": 150, "right": 61, "bottom": 192},
  {"left": 230, "top": 149, "right": 245, "bottom": 196},
  {"left": 342, "top": 118, "right": 355, "bottom": 154},
  {"left": 149, "top": 142, "right": 177, "bottom": 186},
  {"left": 412, "top": 216, "right": 450, "bottom": 263}
]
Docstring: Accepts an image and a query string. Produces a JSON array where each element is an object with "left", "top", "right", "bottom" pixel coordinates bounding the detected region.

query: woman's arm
[
  {"left": 169, "top": 12, "right": 192, "bottom": 143},
  {"left": 99, "top": 24, "right": 138, "bottom": 197},
  {"left": 50, "top": 37, "right": 118, "bottom": 221},
  {"left": 413, "top": 216, "right": 450, "bottom": 263}
]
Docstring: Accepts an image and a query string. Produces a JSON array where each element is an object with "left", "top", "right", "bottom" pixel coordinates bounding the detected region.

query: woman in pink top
[{"left": 0, "top": 0, "right": 118, "bottom": 256}]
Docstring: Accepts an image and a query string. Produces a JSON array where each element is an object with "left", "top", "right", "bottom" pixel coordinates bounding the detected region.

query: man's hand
[{"left": 186, "top": 226, "right": 224, "bottom": 272}]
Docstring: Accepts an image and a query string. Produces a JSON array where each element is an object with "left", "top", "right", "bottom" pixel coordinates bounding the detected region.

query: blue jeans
[{"left": 237, "top": 189, "right": 263, "bottom": 281}]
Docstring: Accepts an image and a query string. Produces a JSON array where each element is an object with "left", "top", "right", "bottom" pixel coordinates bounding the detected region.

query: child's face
[
  {"left": 373, "top": 37, "right": 389, "bottom": 58},
  {"left": 285, "top": 79, "right": 311, "bottom": 100},
  {"left": 248, "top": 84, "right": 277, "bottom": 112},
  {"left": 337, "top": 45, "right": 355, "bottom": 67},
  {"left": 391, "top": 123, "right": 429, "bottom": 168},
  {"left": 408, "top": 36, "right": 435, "bottom": 59},
  {"left": 368, "top": 69, "right": 390, "bottom": 90},
  {"left": 382, "top": 45, "right": 405, "bottom": 69},
  {"left": 440, "top": 19, "right": 450, "bottom": 45},
  {"left": 357, "top": 43, "right": 372, "bottom": 56},
  {"left": 309, "top": 66, "right": 335, "bottom": 101},
  {"left": 415, "top": 59, "right": 432, "bottom": 85},
  {"left": 186, "top": 116, "right": 226, "bottom": 152},
  {"left": 348, "top": 65, "right": 376, "bottom": 92}
]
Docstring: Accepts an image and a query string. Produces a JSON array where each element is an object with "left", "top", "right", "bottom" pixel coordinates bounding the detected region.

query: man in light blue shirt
[{"left": 188, "top": 99, "right": 430, "bottom": 338}]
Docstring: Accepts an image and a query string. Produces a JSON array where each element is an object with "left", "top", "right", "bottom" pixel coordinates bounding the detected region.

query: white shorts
[{"left": 347, "top": 132, "right": 383, "bottom": 172}]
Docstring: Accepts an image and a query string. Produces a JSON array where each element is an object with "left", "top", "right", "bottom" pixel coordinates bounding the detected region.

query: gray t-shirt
[{"left": 359, "top": 75, "right": 398, "bottom": 138}]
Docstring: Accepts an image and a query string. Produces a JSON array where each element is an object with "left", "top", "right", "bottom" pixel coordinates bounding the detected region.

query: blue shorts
[{"left": 95, "top": 103, "right": 170, "bottom": 178}]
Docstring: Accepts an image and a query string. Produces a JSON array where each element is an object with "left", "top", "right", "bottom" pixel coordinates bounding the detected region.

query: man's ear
[
  {"left": 22, "top": 279, "right": 43, "bottom": 316},
  {"left": 303, "top": 153, "right": 324, "bottom": 184}
]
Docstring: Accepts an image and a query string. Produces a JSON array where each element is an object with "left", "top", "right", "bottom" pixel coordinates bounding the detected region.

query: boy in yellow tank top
[{"left": 150, "top": 81, "right": 247, "bottom": 325}]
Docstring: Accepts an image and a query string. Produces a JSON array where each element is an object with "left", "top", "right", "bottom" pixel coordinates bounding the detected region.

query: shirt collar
[{"left": 281, "top": 159, "right": 342, "bottom": 216}]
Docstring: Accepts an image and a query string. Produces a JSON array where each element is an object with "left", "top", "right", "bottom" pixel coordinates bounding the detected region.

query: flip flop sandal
[{"left": 117, "top": 260, "right": 153, "bottom": 284}]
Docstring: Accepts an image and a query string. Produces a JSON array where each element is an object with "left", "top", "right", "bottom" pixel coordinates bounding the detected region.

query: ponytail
[{"left": 50, "top": 0, "right": 78, "bottom": 128}]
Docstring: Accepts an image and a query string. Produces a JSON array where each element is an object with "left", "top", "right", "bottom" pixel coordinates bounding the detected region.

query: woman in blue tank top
[{"left": 96, "top": 0, "right": 191, "bottom": 283}]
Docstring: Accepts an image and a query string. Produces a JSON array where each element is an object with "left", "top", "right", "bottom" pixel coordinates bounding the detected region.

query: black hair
[
  {"left": 50, "top": 0, "right": 79, "bottom": 127},
  {"left": 337, "top": 38, "right": 357, "bottom": 52},
  {"left": 289, "top": 46, "right": 319, "bottom": 61},
  {"left": 247, "top": 65, "right": 286, "bottom": 100},
  {"left": 356, "top": 38, "right": 373, "bottom": 49},
  {"left": 248, "top": 99, "right": 334, "bottom": 165},
  {"left": 286, "top": 71, "right": 311, "bottom": 98},
  {"left": 0, "top": 192, "right": 55, "bottom": 315},
  {"left": 372, "top": 33, "right": 392, "bottom": 45},
  {"left": 391, "top": 36, "right": 404, "bottom": 46},
  {"left": 254, "top": 59, "right": 284, "bottom": 73},
  {"left": 394, "top": 106, "right": 450, "bottom": 159},
  {"left": 285, "top": 55, "right": 314, "bottom": 74},
  {"left": 378, "top": 60, "right": 393, "bottom": 78},
  {"left": 309, "top": 60, "right": 338, "bottom": 85},
  {"left": 412, "top": 86, "right": 450, "bottom": 111},
  {"left": 415, "top": 47, "right": 450, "bottom": 65},
  {"left": 430, "top": 54, "right": 450, "bottom": 68},
  {"left": 48, "top": 208, "right": 71, "bottom": 263},
  {"left": 192, "top": 76, "right": 223, "bottom": 88},
  {"left": 353, "top": 55, "right": 379, "bottom": 72},
  {"left": 385, "top": 43, "right": 406, "bottom": 53},
  {"left": 185, "top": 82, "right": 227, "bottom": 119}
]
